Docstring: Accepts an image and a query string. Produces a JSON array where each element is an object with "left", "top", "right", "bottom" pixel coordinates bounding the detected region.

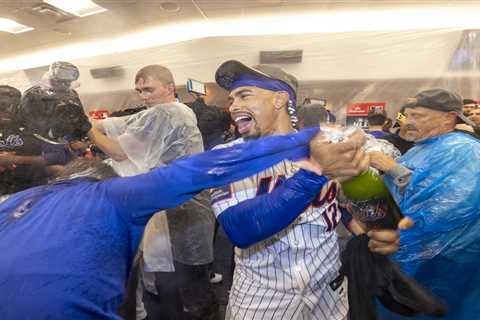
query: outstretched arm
[{"left": 103, "top": 128, "right": 318, "bottom": 225}]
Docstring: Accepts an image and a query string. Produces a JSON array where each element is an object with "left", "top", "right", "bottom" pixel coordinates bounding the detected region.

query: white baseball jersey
[{"left": 211, "top": 138, "right": 348, "bottom": 320}]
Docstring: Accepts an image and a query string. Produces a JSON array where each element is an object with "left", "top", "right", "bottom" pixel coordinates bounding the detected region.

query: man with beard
[
  {"left": 211, "top": 60, "right": 410, "bottom": 320},
  {"left": 0, "top": 126, "right": 371, "bottom": 320},
  {"left": 369, "top": 89, "right": 480, "bottom": 320}
]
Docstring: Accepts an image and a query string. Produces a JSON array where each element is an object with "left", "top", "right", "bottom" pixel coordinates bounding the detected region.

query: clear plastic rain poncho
[
  {"left": 381, "top": 131, "right": 480, "bottom": 320},
  {"left": 102, "top": 102, "right": 214, "bottom": 270}
]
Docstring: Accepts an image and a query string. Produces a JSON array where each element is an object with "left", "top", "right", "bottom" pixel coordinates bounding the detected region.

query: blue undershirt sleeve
[
  {"left": 102, "top": 128, "right": 319, "bottom": 225},
  {"left": 217, "top": 169, "right": 328, "bottom": 248}
]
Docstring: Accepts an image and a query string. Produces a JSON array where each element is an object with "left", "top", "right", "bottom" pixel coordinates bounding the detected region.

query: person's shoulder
[
  {"left": 212, "top": 137, "right": 244, "bottom": 150},
  {"left": 22, "top": 85, "right": 43, "bottom": 97},
  {"left": 446, "top": 131, "right": 480, "bottom": 146}
]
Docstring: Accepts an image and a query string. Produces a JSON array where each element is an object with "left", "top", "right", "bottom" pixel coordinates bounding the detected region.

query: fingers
[
  {"left": 398, "top": 217, "right": 414, "bottom": 230},
  {"left": 346, "top": 129, "right": 367, "bottom": 148},
  {"left": 322, "top": 147, "right": 369, "bottom": 178},
  {"left": 368, "top": 239, "right": 400, "bottom": 255},
  {"left": 368, "top": 229, "right": 400, "bottom": 255},
  {"left": 294, "top": 159, "right": 323, "bottom": 176}
]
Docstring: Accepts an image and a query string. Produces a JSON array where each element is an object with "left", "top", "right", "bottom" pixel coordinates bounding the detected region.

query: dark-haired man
[{"left": 211, "top": 60, "right": 407, "bottom": 320}]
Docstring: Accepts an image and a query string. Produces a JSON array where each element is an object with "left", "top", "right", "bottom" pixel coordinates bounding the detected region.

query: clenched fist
[{"left": 301, "top": 129, "right": 369, "bottom": 179}]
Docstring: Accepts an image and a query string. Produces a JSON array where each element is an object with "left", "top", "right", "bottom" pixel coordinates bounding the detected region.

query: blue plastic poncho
[{"left": 381, "top": 131, "right": 480, "bottom": 320}]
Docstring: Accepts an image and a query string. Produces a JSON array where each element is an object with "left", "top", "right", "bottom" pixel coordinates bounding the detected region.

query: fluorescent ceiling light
[
  {"left": 2, "top": 6, "right": 480, "bottom": 72},
  {"left": 43, "top": 0, "right": 107, "bottom": 17},
  {"left": 0, "top": 18, "right": 34, "bottom": 34}
]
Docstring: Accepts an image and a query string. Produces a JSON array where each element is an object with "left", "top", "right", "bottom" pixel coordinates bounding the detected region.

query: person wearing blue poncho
[
  {"left": 0, "top": 128, "right": 376, "bottom": 320},
  {"left": 370, "top": 89, "right": 480, "bottom": 320}
]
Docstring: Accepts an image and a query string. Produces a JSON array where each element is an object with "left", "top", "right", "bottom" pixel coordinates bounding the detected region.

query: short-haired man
[
  {"left": 88, "top": 64, "right": 216, "bottom": 320},
  {"left": 462, "top": 98, "right": 477, "bottom": 116},
  {"left": 366, "top": 110, "right": 390, "bottom": 138},
  {"left": 370, "top": 89, "right": 480, "bottom": 320},
  {"left": 298, "top": 103, "right": 330, "bottom": 128},
  {"left": 211, "top": 60, "right": 406, "bottom": 320}
]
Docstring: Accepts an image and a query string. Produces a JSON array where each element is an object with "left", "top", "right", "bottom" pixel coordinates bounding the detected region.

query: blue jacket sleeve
[
  {"left": 102, "top": 128, "right": 319, "bottom": 225},
  {"left": 218, "top": 169, "right": 327, "bottom": 248}
]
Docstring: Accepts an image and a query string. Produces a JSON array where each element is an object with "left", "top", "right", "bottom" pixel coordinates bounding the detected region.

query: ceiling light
[
  {"left": 43, "top": 0, "right": 107, "bottom": 18},
  {"left": 0, "top": 18, "right": 34, "bottom": 34}
]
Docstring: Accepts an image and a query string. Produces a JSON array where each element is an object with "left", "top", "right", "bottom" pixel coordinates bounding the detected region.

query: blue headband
[{"left": 230, "top": 74, "right": 296, "bottom": 106}]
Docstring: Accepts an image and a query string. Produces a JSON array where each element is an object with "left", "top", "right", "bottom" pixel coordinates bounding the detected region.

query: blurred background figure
[
  {"left": 297, "top": 103, "right": 330, "bottom": 128},
  {"left": 462, "top": 98, "right": 478, "bottom": 116},
  {"left": 186, "top": 84, "right": 232, "bottom": 150},
  {"left": 16, "top": 61, "right": 91, "bottom": 142},
  {"left": 0, "top": 85, "right": 71, "bottom": 195}
]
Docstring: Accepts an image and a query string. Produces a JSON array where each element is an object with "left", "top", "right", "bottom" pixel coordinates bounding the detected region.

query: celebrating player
[{"left": 211, "top": 60, "right": 410, "bottom": 320}]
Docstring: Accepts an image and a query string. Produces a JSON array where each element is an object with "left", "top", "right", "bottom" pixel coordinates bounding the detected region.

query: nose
[
  {"left": 229, "top": 99, "right": 242, "bottom": 113},
  {"left": 139, "top": 91, "right": 150, "bottom": 101}
]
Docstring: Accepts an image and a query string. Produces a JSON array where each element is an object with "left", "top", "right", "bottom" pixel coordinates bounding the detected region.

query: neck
[
  {"left": 369, "top": 125, "right": 384, "bottom": 131},
  {"left": 270, "top": 112, "right": 295, "bottom": 135}
]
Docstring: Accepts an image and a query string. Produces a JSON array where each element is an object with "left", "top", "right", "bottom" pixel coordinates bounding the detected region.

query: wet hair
[
  {"left": 135, "top": 65, "right": 175, "bottom": 86},
  {"left": 298, "top": 104, "right": 329, "bottom": 128},
  {"left": 53, "top": 158, "right": 118, "bottom": 182}
]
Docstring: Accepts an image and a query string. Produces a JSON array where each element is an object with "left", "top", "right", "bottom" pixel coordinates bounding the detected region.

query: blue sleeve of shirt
[
  {"left": 217, "top": 169, "right": 327, "bottom": 248},
  {"left": 102, "top": 128, "right": 319, "bottom": 225},
  {"left": 340, "top": 206, "right": 353, "bottom": 229}
]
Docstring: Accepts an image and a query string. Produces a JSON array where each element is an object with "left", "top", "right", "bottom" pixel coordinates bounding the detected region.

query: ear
[
  {"left": 167, "top": 83, "right": 175, "bottom": 95},
  {"left": 273, "top": 91, "right": 289, "bottom": 111},
  {"left": 446, "top": 111, "right": 458, "bottom": 122}
]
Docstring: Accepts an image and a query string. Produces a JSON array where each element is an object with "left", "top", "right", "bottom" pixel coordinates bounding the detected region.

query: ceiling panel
[{"left": 0, "top": 0, "right": 474, "bottom": 59}]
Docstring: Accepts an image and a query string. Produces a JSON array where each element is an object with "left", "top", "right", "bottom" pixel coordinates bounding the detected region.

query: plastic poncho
[
  {"left": 102, "top": 102, "right": 213, "bottom": 271},
  {"left": 381, "top": 131, "right": 480, "bottom": 320}
]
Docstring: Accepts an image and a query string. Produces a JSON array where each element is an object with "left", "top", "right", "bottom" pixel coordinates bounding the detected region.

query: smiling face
[
  {"left": 403, "top": 107, "right": 457, "bottom": 142},
  {"left": 463, "top": 103, "right": 477, "bottom": 116},
  {"left": 135, "top": 76, "right": 174, "bottom": 107},
  {"left": 228, "top": 86, "right": 289, "bottom": 140},
  {"left": 469, "top": 108, "right": 480, "bottom": 117}
]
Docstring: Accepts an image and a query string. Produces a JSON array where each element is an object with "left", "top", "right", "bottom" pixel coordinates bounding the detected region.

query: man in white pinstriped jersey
[{"left": 211, "top": 60, "right": 406, "bottom": 320}]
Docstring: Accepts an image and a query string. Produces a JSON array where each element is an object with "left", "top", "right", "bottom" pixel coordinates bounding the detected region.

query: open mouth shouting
[{"left": 233, "top": 112, "right": 255, "bottom": 134}]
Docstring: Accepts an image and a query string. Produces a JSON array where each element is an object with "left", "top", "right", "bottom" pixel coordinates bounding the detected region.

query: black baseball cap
[
  {"left": 215, "top": 60, "right": 298, "bottom": 98},
  {"left": 401, "top": 88, "right": 477, "bottom": 128}
]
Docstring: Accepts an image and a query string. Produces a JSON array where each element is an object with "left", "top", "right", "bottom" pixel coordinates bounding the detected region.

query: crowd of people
[{"left": 0, "top": 58, "right": 479, "bottom": 320}]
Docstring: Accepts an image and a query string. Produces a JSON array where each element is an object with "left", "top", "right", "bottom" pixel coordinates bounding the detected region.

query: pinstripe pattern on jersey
[{"left": 211, "top": 138, "right": 348, "bottom": 320}]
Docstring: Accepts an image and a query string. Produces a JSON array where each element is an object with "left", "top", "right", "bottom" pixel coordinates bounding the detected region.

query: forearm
[
  {"left": 218, "top": 169, "right": 327, "bottom": 248},
  {"left": 3, "top": 155, "right": 47, "bottom": 167},
  {"left": 385, "top": 164, "right": 412, "bottom": 188},
  {"left": 87, "top": 127, "right": 128, "bottom": 162}
]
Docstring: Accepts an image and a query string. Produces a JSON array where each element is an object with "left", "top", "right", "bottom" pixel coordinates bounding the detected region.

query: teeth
[{"left": 234, "top": 115, "right": 251, "bottom": 122}]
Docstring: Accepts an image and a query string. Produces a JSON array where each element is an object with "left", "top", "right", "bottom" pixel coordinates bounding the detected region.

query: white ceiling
[{"left": 0, "top": 0, "right": 469, "bottom": 58}]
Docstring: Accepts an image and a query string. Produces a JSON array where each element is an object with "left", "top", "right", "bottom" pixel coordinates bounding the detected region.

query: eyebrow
[
  {"left": 135, "top": 86, "right": 154, "bottom": 92},
  {"left": 234, "top": 88, "right": 253, "bottom": 96}
]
